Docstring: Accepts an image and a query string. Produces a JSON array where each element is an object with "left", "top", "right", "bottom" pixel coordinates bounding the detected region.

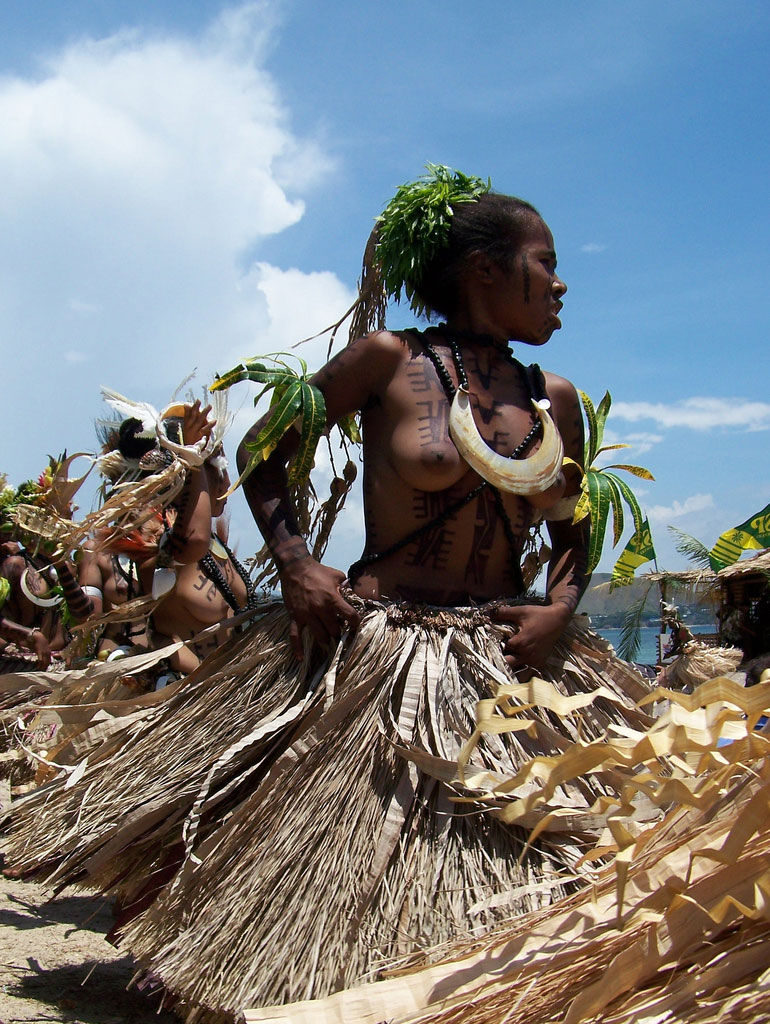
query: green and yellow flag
[
  {"left": 610, "top": 518, "right": 656, "bottom": 585},
  {"left": 709, "top": 502, "right": 770, "bottom": 571}
]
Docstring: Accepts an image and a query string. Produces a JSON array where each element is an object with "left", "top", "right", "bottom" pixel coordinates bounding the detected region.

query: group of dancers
[{"left": 1, "top": 166, "right": 735, "bottom": 1023}]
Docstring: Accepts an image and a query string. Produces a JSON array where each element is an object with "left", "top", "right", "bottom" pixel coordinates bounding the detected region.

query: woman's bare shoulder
[
  {"left": 541, "top": 369, "right": 579, "bottom": 406},
  {"left": 312, "top": 330, "right": 415, "bottom": 400},
  {"left": 344, "top": 329, "right": 416, "bottom": 361}
]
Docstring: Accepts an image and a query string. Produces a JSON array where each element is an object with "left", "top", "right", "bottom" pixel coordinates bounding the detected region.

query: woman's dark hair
[{"left": 417, "top": 193, "right": 541, "bottom": 318}]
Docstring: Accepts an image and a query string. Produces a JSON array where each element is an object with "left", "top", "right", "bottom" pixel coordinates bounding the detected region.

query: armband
[{"left": 82, "top": 585, "right": 103, "bottom": 599}]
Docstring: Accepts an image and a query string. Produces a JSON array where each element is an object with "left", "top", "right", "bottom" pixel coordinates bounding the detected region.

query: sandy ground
[{"left": 0, "top": 870, "right": 178, "bottom": 1024}]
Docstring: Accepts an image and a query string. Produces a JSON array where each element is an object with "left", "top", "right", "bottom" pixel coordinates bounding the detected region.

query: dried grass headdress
[
  {"left": 7, "top": 384, "right": 231, "bottom": 559},
  {"left": 98, "top": 385, "right": 231, "bottom": 484}
]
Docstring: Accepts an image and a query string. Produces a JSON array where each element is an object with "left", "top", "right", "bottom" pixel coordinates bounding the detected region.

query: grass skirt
[{"left": 5, "top": 603, "right": 654, "bottom": 1021}]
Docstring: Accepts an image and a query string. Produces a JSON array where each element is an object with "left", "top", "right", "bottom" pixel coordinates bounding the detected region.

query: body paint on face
[{"left": 521, "top": 252, "right": 531, "bottom": 304}]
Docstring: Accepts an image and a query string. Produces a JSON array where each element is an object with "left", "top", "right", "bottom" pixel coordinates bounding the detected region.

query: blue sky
[{"left": 1, "top": 0, "right": 768, "bottom": 579}]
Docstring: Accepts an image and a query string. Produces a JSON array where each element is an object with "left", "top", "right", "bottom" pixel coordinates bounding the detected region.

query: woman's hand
[
  {"left": 280, "top": 557, "right": 360, "bottom": 659},
  {"left": 26, "top": 628, "right": 53, "bottom": 669},
  {"left": 490, "top": 601, "right": 572, "bottom": 672},
  {"left": 180, "top": 400, "right": 214, "bottom": 448}
]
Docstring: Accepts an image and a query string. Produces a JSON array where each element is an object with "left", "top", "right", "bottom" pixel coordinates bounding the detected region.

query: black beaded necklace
[
  {"left": 348, "top": 328, "right": 544, "bottom": 594},
  {"left": 198, "top": 537, "right": 260, "bottom": 614},
  {"left": 420, "top": 325, "right": 543, "bottom": 456},
  {"left": 111, "top": 554, "right": 150, "bottom": 641}
]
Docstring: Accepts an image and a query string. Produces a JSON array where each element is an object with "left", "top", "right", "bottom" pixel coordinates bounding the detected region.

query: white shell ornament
[
  {"left": 20, "top": 568, "right": 63, "bottom": 608},
  {"left": 448, "top": 391, "right": 564, "bottom": 495},
  {"left": 152, "top": 566, "right": 177, "bottom": 599}
]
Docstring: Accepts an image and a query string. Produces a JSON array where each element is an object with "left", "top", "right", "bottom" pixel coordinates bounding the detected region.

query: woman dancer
[
  {"left": 6, "top": 168, "right": 652, "bottom": 1020},
  {"left": 244, "top": 177, "right": 582, "bottom": 667},
  {"left": 100, "top": 399, "right": 259, "bottom": 675}
]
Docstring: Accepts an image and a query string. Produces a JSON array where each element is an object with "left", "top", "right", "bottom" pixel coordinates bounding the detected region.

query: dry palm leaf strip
[
  {"left": 18, "top": 607, "right": 265, "bottom": 778},
  {"left": 4, "top": 605, "right": 317, "bottom": 894}
]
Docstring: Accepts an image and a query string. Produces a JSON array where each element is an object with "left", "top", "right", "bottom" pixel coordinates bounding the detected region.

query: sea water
[{"left": 596, "top": 624, "right": 716, "bottom": 666}]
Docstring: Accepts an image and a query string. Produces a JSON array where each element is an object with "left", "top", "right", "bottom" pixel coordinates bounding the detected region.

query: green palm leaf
[
  {"left": 579, "top": 390, "right": 598, "bottom": 465},
  {"left": 210, "top": 365, "right": 251, "bottom": 391},
  {"left": 211, "top": 363, "right": 300, "bottom": 392},
  {"left": 617, "top": 583, "right": 654, "bottom": 662},
  {"left": 602, "top": 472, "right": 625, "bottom": 547},
  {"left": 245, "top": 380, "right": 304, "bottom": 461},
  {"left": 603, "top": 471, "right": 645, "bottom": 539},
  {"left": 339, "top": 413, "right": 361, "bottom": 444},
  {"left": 221, "top": 447, "right": 263, "bottom": 499},
  {"left": 212, "top": 351, "right": 363, "bottom": 499},
  {"left": 668, "top": 525, "right": 712, "bottom": 569},
  {"left": 585, "top": 470, "right": 613, "bottom": 572},
  {"left": 288, "top": 382, "right": 327, "bottom": 485},
  {"left": 577, "top": 389, "right": 656, "bottom": 576},
  {"left": 593, "top": 390, "right": 612, "bottom": 458},
  {"left": 604, "top": 463, "right": 655, "bottom": 481},
  {"left": 595, "top": 443, "right": 630, "bottom": 456}
]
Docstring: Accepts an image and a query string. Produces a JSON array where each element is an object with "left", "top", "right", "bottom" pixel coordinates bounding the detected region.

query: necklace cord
[
  {"left": 348, "top": 329, "right": 542, "bottom": 595},
  {"left": 198, "top": 537, "right": 259, "bottom": 614}
]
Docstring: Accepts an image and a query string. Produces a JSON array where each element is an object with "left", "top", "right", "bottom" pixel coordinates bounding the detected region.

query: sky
[{"left": 1, "top": 0, "right": 768, "bottom": 581}]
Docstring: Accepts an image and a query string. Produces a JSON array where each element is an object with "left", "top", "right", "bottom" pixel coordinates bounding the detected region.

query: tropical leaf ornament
[
  {"left": 573, "top": 390, "right": 656, "bottom": 575},
  {"left": 210, "top": 353, "right": 360, "bottom": 592},
  {"left": 210, "top": 353, "right": 358, "bottom": 494}
]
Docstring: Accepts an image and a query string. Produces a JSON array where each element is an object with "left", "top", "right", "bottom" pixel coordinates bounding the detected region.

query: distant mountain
[{"left": 578, "top": 573, "right": 715, "bottom": 628}]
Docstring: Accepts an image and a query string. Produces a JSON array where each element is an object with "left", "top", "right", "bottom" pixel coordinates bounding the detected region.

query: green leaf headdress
[
  {"left": 373, "top": 163, "right": 491, "bottom": 319},
  {"left": 329, "top": 164, "right": 492, "bottom": 349}
]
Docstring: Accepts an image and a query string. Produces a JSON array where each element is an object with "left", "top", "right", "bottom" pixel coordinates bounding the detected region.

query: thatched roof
[
  {"left": 718, "top": 548, "right": 770, "bottom": 578},
  {"left": 642, "top": 567, "right": 717, "bottom": 587}
]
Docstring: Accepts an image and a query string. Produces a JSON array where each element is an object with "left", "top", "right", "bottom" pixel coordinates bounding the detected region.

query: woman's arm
[
  {"left": 238, "top": 332, "right": 403, "bottom": 656},
  {"left": 51, "top": 557, "right": 93, "bottom": 622},
  {"left": 76, "top": 545, "right": 106, "bottom": 617},
  {"left": 493, "top": 373, "right": 589, "bottom": 670},
  {"left": 0, "top": 615, "right": 53, "bottom": 667},
  {"left": 162, "top": 401, "right": 217, "bottom": 566}
]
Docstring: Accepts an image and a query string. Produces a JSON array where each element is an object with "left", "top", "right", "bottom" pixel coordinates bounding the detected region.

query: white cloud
[
  {"left": 580, "top": 242, "right": 607, "bottom": 254},
  {"left": 0, "top": 2, "right": 342, "bottom": 498},
  {"left": 647, "top": 493, "right": 715, "bottom": 525},
  {"left": 624, "top": 431, "right": 664, "bottom": 455},
  {"left": 68, "top": 299, "right": 100, "bottom": 315},
  {"left": 222, "top": 262, "right": 357, "bottom": 442},
  {"left": 611, "top": 398, "right": 770, "bottom": 432},
  {"left": 595, "top": 429, "right": 663, "bottom": 462}
]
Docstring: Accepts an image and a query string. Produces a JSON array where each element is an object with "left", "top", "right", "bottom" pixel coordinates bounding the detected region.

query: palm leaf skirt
[{"left": 5, "top": 603, "right": 654, "bottom": 1020}]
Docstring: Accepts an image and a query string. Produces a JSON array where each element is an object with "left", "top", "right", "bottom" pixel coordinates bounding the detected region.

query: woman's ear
[{"left": 465, "top": 249, "right": 498, "bottom": 284}]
